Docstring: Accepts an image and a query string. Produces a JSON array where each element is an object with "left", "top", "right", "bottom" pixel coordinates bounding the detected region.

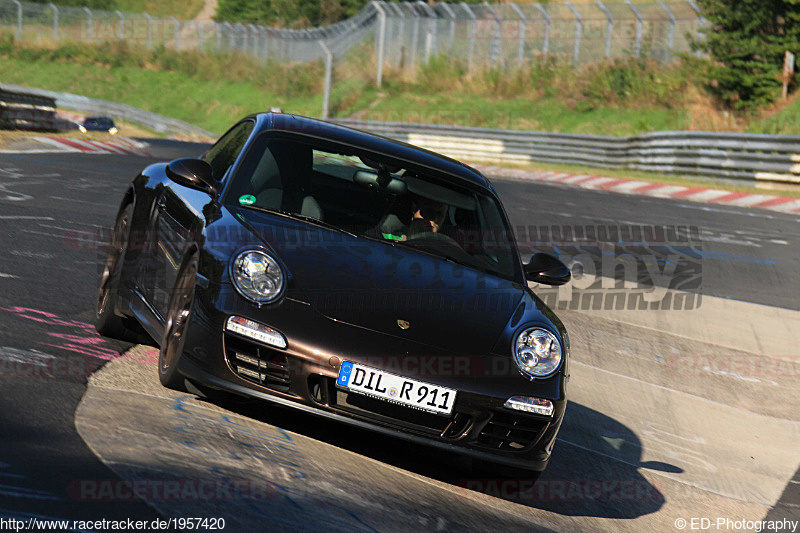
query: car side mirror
[
  {"left": 166, "top": 158, "right": 216, "bottom": 196},
  {"left": 524, "top": 253, "right": 571, "bottom": 286}
]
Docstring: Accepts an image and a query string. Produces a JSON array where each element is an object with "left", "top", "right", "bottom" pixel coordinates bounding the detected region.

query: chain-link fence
[{"left": 0, "top": 0, "right": 705, "bottom": 69}]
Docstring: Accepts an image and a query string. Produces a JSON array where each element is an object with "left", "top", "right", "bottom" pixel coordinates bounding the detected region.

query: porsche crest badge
[{"left": 397, "top": 319, "right": 410, "bottom": 330}]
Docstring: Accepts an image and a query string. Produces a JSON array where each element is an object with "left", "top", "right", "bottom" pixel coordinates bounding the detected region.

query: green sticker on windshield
[{"left": 239, "top": 194, "right": 256, "bottom": 206}]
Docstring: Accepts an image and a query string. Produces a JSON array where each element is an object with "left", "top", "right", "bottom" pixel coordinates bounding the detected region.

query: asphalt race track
[{"left": 0, "top": 140, "right": 798, "bottom": 532}]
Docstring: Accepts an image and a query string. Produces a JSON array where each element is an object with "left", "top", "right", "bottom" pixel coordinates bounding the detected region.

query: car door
[{"left": 147, "top": 120, "right": 255, "bottom": 322}]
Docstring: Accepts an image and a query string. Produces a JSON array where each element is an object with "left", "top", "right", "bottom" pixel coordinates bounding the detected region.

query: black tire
[
  {"left": 95, "top": 203, "right": 150, "bottom": 344},
  {"left": 158, "top": 252, "right": 199, "bottom": 391}
]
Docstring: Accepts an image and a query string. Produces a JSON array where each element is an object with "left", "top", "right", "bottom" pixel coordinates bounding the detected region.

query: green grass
[
  {"left": 0, "top": 58, "right": 294, "bottom": 134},
  {"left": 114, "top": 0, "right": 206, "bottom": 19},
  {"left": 357, "top": 92, "right": 685, "bottom": 136}
]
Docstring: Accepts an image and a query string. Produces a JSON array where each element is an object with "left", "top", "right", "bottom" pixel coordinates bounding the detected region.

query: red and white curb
[
  {"left": 34, "top": 136, "right": 150, "bottom": 156},
  {"left": 477, "top": 165, "right": 800, "bottom": 215}
]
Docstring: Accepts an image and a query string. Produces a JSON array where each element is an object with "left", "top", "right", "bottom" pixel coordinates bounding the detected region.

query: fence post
[
  {"left": 483, "top": 2, "right": 502, "bottom": 67},
  {"left": 564, "top": 1, "right": 582, "bottom": 68},
  {"left": 240, "top": 23, "right": 248, "bottom": 52},
  {"left": 417, "top": 1, "right": 436, "bottom": 63},
  {"left": 439, "top": 2, "right": 457, "bottom": 53},
  {"left": 115, "top": 10, "right": 123, "bottom": 39},
  {"left": 625, "top": 0, "right": 643, "bottom": 59},
  {"left": 320, "top": 41, "right": 333, "bottom": 119},
  {"left": 408, "top": 3, "right": 419, "bottom": 70},
  {"left": 248, "top": 24, "right": 257, "bottom": 56},
  {"left": 226, "top": 22, "right": 234, "bottom": 50},
  {"left": 534, "top": 4, "right": 550, "bottom": 56},
  {"left": 395, "top": 3, "right": 406, "bottom": 68},
  {"left": 686, "top": 0, "right": 705, "bottom": 57},
  {"left": 596, "top": 0, "right": 613, "bottom": 58},
  {"left": 509, "top": 3, "right": 526, "bottom": 67},
  {"left": 373, "top": 1, "right": 387, "bottom": 87},
  {"left": 83, "top": 7, "right": 92, "bottom": 41},
  {"left": 50, "top": 3, "right": 58, "bottom": 39},
  {"left": 460, "top": 3, "right": 476, "bottom": 72},
  {"left": 658, "top": 0, "right": 676, "bottom": 61},
  {"left": 198, "top": 21, "right": 204, "bottom": 51},
  {"left": 172, "top": 17, "right": 180, "bottom": 49},
  {"left": 143, "top": 13, "right": 152, "bottom": 49},
  {"left": 11, "top": 0, "right": 21, "bottom": 42}
]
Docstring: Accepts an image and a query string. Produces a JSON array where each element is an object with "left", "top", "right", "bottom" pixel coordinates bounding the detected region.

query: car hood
[{"left": 235, "top": 209, "right": 525, "bottom": 355}]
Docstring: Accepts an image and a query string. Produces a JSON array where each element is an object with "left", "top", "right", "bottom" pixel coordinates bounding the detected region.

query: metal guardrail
[
  {"left": 336, "top": 119, "right": 800, "bottom": 184},
  {"left": 4, "top": 82, "right": 798, "bottom": 184},
  {"left": 0, "top": 82, "right": 214, "bottom": 139},
  {"left": 0, "top": 86, "right": 72, "bottom": 131}
]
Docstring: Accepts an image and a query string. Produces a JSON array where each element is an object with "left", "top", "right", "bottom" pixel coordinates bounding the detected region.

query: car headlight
[
  {"left": 513, "top": 327, "right": 562, "bottom": 379},
  {"left": 231, "top": 250, "right": 285, "bottom": 305}
]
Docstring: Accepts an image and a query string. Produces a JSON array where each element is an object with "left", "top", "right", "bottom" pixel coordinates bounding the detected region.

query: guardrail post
[
  {"left": 625, "top": 0, "right": 643, "bottom": 59},
  {"left": 83, "top": 7, "right": 92, "bottom": 41},
  {"left": 596, "top": 0, "right": 613, "bottom": 58},
  {"left": 658, "top": 0, "right": 676, "bottom": 61},
  {"left": 319, "top": 41, "right": 333, "bottom": 119},
  {"left": 373, "top": 1, "right": 387, "bottom": 87},
  {"left": 564, "top": 1, "right": 582, "bottom": 68},
  {"left": 11, "top": 0, "right": 21, "bottom": 42},
  {"left": 509, "top": 2, "right": 526, "bottom": 67},
  {"left": 50, "top": 3, "right": 58, "bottom": 39},
  {"left": 460, "top": 3, "right": 476, "bottom": 72},
  {"left": 534, "top": 3, "right": 550, "bottom": 56},
  {"left": 483, "top": 1, "right": 502, "bottom": 67},
  {"left": 143, "top": 13, "right": 152, "bottom": 49},
  {"left": 172, "top": 17, "right": 180, "bottom": 49}
]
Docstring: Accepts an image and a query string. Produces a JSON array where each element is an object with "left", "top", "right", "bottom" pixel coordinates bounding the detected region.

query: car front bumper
[{"left": 177, "top": 283, "right": 567, "bottom": 471}]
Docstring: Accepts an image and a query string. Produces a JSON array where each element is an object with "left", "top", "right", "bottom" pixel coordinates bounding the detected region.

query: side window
[{"left": 203, "top": 121, "right": 255, "bottom": 182}]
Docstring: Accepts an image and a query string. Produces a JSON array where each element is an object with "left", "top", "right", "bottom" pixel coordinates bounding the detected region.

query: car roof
[{"left": 248, "top": 113, "right": 494, "bottom": 192}]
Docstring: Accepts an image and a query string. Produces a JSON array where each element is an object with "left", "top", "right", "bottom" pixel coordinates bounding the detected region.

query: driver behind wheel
[{"left": 405, "top": 196, "right": 449, "bottom": 239}]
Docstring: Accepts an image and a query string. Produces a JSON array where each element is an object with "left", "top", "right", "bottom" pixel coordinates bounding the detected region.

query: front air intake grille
[
  {"left": 476, "top": 412, "right": 549, "bottom": 451},
  {"left": 334, "top": 388, "right": 452, "bottom": 435},
  {"left": 225, "top": 334, "right": 290, "bottom": 392}
]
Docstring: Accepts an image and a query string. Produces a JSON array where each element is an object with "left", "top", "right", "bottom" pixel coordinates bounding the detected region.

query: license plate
[{"left": 336, "top": 361, "right": 457, "bottom": 416}]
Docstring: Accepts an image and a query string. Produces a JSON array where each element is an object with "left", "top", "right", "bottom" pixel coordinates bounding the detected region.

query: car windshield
[{"left": 223, "top": 132, "right": 521, "bottom": 281}]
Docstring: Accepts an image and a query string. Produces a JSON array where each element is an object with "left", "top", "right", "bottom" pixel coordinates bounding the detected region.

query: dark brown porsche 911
[{"left": 95, "top": 113, "right": 571, "bottom": 476}]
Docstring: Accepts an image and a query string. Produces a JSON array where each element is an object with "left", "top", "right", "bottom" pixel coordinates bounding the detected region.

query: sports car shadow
[{"left": 196, "top": 392, "right": 669, "bottom": 520}]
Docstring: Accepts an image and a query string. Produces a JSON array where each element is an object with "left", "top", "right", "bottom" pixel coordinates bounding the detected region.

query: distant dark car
[
  {"left": 80, "top": 116, "right": 118, "bottom": 134},
  {"left": 95, "top": 113, "right": 571, "bottom": 475}
]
